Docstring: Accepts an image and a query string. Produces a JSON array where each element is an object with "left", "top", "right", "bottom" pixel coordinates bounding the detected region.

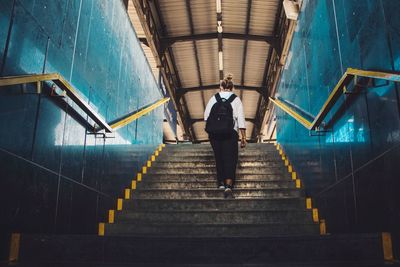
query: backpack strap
[
  {"left": 215, "top": 93, "right": 222, "bottom": 103},
  {"left": 227, "top": 94, "right": 237, "bottom": 103},
  {"left": 215, "top": 93, "right": 236, "bottom": 103}
]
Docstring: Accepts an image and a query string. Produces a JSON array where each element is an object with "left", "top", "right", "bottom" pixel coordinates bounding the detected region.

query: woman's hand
[{"left": 240, "top": 137, "right": 247, "bottom": 148}]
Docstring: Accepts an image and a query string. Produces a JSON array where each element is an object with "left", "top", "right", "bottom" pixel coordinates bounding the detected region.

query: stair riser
[
  {"left": 138, "top": 181, "right": 296, "bottom": 189},
  {"left": 16, "top": 234, "right": 385, "bottom": 263},
  {"left": 152, "top": 162, "right": 284, "bottom": 168},
  {"left": 139, "top": 174, "right": 292, "bottom": 182},
  {"left": 115, "top": 211, "right": 313, "bottom": 224},
  {"left": 146, "top": 169, "right": 288, "bottom": 175},
  {"left": 105, "top": 224, "right": 320, "bottom": 237},
  {"left": 156, "top": 155, "right": 284, "bottom": 162},
  {"left": 160, "top": 152, "right": 281, "bottom": 157},
  {"left": 131, "top": 190, "right": 303, "bottom": 199},
  {"left": 163, "top": 145, "right": 276, "bottom": 151},
  {"left": 107, "top": 166, "right": 289, "bottom": 175},
  {"left": 122, "top": 199, "right": 306, "bottom": 211}
]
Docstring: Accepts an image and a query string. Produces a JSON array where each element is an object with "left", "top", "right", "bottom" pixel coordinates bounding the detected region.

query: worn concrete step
[
  {"left": 105, "top": 223, "right": 319, "bottom": 237},
  {"left": 152, "top": 161, "right": 284, "bottom": 168},
  {"left": 140, "top": 173, "right": 292, "bottom": 182},
  {"left": 160, "top": 151, "right": 281, "bottom": 157},
  {"left": 155, "top": 155, "right": 284, "bottom": 162},
  {"left": 122, "top": 198, "right": 307, "bottom": 211},
  {"left": 131, "top": 188, "right": 303, "bottom": 199},
  {"left": 14, "top": 234, "right": 389, "bottom": 264},
  {"left": 138, "top": 180, "right": 296, "bottom": 189},
  {"left": 146, "top": 167, "right": 288, "bottom": 175},
  {"left": 114, "top": 210, "right": 313, "bottom": 224},
  {"left": 5, "top": 262, "right": 396, "bottom": 267},
  {"left": 165, "top": 143, "right": 276, "bottom": 150}
]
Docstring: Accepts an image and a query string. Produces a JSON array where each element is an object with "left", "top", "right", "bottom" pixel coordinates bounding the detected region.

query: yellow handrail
[
  {"left": 0, "top": 73, "right": 169, "bottom": 133},
  {"left": 269, "top": 97, "right": 312, "bottom": 129},
  {"left": 271, "top": 68, "right": 400, "bottom": 131},
  {"left": 109, "top": 97, "right": 170, "bottom": 131}
]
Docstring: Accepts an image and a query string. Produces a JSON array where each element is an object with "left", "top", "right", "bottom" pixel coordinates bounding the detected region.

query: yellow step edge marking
[
  {"left": 108, "top": 210, "right": 115, "bottom": 224},
  {"left": 382, "top": 232, "right": 394, "bottom": 261},
  {"left": 98, "top": 223, "right": 105, "bottom": 236},
  {"left": 312, "top": 208, "right": 319, "bottom": 223},
  {"left": 288, "top": 165, "right": 293, "bottom": 173},
  {"left": 137, "top": 173, "right": 142, "bottom": 182},
  {"left": 282, "top": 155, "right": 285, "bottom": 160},
  {"left": 117, "top": 198, "right": 123, "bottom": 211},
  {"left": 162, "top": 144, "right": 166, "bottom": 148},
  {"left": 151, "top": 155, "right": 156, "bottom": 161},
  {"left": 291, "top": 172, "right": 297, "bottom": 180},
  {"left": 155, "top": 150, "right": 159, "bottom": 156},
  {"left": 306, "top": 198, "right": 312, "bottom": 209},
  {"left": 131, "top": 180, "right": 137, "bottom": 190},
  {"left": 124, "top": 189, "right": 131, "bottom": 199},
  {"left": 8, "top": 233, "right": 20, "bottom": 262},
  {"left": 147, "top": 160, "right": 151, "bottom": 167},
  {"left": 320, "top": 219, "right": 327, "bottom": 235},
  {"left": 284, "top": 159, "right": 289, "bottom": 166},
  {"left": 295, "top": 179, "right": 301, "bottom": 188},
  {"left": 279, "top": 149, "right": 283, "bottom": 155},
  {"left": 142, "top": 166, "right": 147, "bottom": 174}
]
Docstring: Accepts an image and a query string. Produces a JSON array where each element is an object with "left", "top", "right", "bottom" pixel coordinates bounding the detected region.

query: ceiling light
[
  {"left": 216, "top": 0, "right": 221, "bottom": 13},
  {"left": 218, "top": 51, "right": 223, "bottom": 71},
  {"left": 217, "top": 21, "right": 223, "bottom": 33}
]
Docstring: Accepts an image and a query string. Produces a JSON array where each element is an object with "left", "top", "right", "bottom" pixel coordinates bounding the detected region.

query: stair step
[
  {"left": 131, "top": 188, "right": 303, "bottom": 199},
  {"left": 105, "top": 223, "right": 319, "bottom": 237},
  {"left": 122, "top": 198, "right": 307, "bottom": 211},
  {"left": 160, "top": 151, "right": 281, "bottom": 157},
  {"left": 14, "top": 234, "right": 388, "bottom": 264},
  {"left": 156, "top": 155, "right": 284, "bottom": 162},
  {"left": 138, "top": 180, "right": 296, "bottom": 189},
  {"left": 139, "top": 173, "right": 292, "bottom": 182},
  {"left": 114, "top": 210, "right": 313, "bottom": 224},
  {"left": 152, "top": 161, "right": 284, "bottom": 168},
  {"left": 164, "top": 143, "right": 276, "bottom": 151},
  {"left": 147, "top": 167, "right": 288, "bottom": 175}
]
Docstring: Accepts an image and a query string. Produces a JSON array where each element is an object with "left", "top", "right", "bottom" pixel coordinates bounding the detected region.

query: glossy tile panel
[
  {"left": 0, "top": 0, "right": 163, "bottom": 257},
  {"left": 276, "top": 0, "right": 400, "bottom": 256}
]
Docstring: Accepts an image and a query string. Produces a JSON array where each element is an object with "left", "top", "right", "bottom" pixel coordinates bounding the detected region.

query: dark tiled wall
[
  {"left": 0, "top": 0, "right": 163, "bottom": 256},
  {"left": 276, "top": 0, "right": 400, "bottom": 256}
]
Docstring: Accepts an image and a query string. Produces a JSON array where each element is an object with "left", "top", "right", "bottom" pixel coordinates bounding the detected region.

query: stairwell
[{"left": 6, "top": 144, "right": 396, "bottom": 266}]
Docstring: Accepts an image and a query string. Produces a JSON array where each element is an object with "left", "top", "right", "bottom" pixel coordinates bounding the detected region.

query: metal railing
[
  {"left": 0, "top": 73, "right": 169, "bottom": 133},
  {"left": 270, "top": 68, "right": 400, "bottom": 131}
]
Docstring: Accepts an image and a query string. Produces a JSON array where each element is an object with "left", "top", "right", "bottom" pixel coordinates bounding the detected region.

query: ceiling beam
[
  {"left": 184, "top": 0, "right": 206, "bottom": 117},
  {"left": 139, "top": 37, "right": 149, "bottom": 47},
  {"left": 176, "top": 84, "right": 264, "bottom": 100},
  {"left": 190, "top": 118, "right": 256, "bottom": 124},
  {"left": 153, "top": 0, "right": 198, "bottom": 141},
  {"left": 132, "top": 0, "right": 195, "bottom": 141},
  {"left": 252, "top": 0, "right": 284, "bottom": 141},
  {"left": 162, "top": 32, "right": 276, "bottom": 45},
  {"left": 240, "top": 0, "right": 252, "bottom": 100},
  {"left": 161, "top": 32, "right": 279, "bottom": 53}
]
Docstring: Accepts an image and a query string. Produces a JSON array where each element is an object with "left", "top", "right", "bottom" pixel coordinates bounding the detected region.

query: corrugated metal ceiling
[{"left": 132, "top": 0, "right": 281, "bottom": 142}]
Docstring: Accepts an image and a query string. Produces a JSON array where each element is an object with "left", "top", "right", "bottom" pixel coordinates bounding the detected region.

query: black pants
[{"left": 209, "top": 131, "right": 239, "bottom": 186}]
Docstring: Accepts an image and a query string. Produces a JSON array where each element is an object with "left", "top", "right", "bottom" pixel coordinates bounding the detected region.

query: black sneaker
[
  {"left": 224, "top": 188, "right": 234, "bottom": 199},
  {"left": 218, "top": 182, "right": 225, "bottom": 189}
]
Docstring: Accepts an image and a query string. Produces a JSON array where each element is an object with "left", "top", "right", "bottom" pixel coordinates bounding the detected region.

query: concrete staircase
[
  {"left": 106, "top": 143, "right": 318, "bottom": 237},
  {"left": 6, "top": 144, "right": 396, "bottom": 266}
]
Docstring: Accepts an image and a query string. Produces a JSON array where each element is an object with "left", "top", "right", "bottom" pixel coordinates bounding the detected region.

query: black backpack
[{"left": 205, "top": 93, "right": 237, "bottom": 135}]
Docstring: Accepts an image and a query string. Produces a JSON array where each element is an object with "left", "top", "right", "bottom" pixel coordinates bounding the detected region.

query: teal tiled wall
[
  {"left": 0, "top": 0, "right": 163, "bottom": 256},
  {"left": 276, "top": 0, "right": 400, "bottom": 256}
]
